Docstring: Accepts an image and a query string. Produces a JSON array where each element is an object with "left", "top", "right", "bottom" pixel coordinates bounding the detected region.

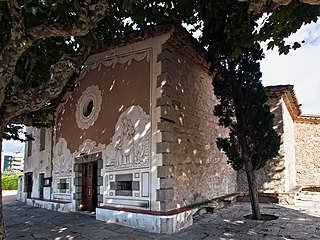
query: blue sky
[
  {"left": 3, "top": 139, "right": 25, "bottom": 154},
  {"left": 2, "top": 20, "right": 320, "bottom": 153},
  {"left": 261, "top": 20, "right": 320, "bottom": 115}
]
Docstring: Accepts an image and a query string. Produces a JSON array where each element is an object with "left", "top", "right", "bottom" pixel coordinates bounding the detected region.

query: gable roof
[
  {"left": 91, "top": 23, "right": 208, "bottom": 70},
  {"left": 266, "top": 85, "right": 320, "bottom": 124}
]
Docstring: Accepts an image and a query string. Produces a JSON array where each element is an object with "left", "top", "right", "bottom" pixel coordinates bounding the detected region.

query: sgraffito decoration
[
  {"left": 75, "top": 85, "right": 102, "bottom": 130},
  {"left": 105, "top": 105, "right": 151, "bottom": 171}
]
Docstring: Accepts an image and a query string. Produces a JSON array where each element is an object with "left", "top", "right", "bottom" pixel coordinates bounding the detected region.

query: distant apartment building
[{"left": 1, "top": 152, "right": 24, "bottom": 173}]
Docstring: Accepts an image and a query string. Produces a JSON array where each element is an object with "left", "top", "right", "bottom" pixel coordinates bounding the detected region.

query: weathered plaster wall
[
  {"left": 237, "top": 97, "right": 296, "bottom": 193},
  {"left": 24, "top": 127, "right": 52, "bottom": 200},
  {"left": 54, "top": 49, "right": 152, "bottom": 206},
  {"left": 155, "top": 38, "right": 237, "bottom": 211},
  {"left": 295, "top": 122, "right": 320, "bottom": 185},
  {"left": 56, "top": 57, "right": 150, "bottom": 153},
  {"left": 23, "top": 33, "right": 173, "bottom": 213}
]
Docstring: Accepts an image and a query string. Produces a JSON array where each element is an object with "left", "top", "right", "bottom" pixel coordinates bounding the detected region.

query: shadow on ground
[{"left": 3, "top": 192, "right": 320, "bottom": 240}]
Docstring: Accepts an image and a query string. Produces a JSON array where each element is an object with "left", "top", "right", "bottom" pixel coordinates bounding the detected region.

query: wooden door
[
  {"left": 25, "top": 173, "right": 33, "bottom": 199},
  {"left": 81, "top": 162, "right": 97, "bottom": 211},
  {"left": 39, "top": 173, "right": 44, "bottom": 199}
]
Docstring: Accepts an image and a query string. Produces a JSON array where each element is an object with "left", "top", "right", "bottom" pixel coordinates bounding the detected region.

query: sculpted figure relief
[
  {"left": 105, "top": 106, "right": 151, "bottom": 170},
  {"left": 54, "top": 138, "right": 72, "bottom": 177}
]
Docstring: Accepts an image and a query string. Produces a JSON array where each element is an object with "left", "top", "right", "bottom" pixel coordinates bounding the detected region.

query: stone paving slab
[{"left": 3, "top": 192, "right": 320, "bottom": 239}]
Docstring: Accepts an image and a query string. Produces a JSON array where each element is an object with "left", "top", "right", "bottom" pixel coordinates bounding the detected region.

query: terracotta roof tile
[{"left": 266, "top": 85, "right": 320, "bottom": 123}]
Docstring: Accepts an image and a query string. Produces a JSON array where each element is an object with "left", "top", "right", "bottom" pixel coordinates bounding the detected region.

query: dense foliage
[
  {"left": 0, "top": 0, "right": 319, "bottom": 235},
  {"left": 213, "top": 44, "right": 281, "bottom": 219},
  {"left": 2, "top": 175, "right": 19, "bottom": 191},
  {"left": 1, "top": 0, "right": 319, "bottom": 131},
  {"left": 213, "top": 44, "right": 280, "bottom": 170}
]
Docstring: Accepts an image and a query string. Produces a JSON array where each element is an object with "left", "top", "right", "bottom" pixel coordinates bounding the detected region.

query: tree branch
[
  {"left": 8, "top": 0, "right": 25, "bottom": 41},
  {"left": 0, "top": 0, "right": 108, "bottom": 110},
  {"left": 26, "top": 1, "right": 108, "bottom": 40},
  {"left": 2, "top": 45, "right": 91, "bottom": 124},
  {"left": 0, "top": 0, "right": 30, "bottom": 118},
  {"left": 247, "top": 0, "right": 320, "bottom": 13}
]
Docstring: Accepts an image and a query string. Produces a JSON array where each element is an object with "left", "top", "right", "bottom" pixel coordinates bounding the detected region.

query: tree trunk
[
  {"left": 244, "top": 158, "right": 261, "bottom": 220},
  {"left": 0, "top": 125, "right": 5, "bottom": 239}
]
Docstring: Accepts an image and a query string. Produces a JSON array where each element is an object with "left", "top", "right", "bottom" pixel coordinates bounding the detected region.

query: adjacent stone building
[
  {"left": 20, "top": 25, "right": 320, "bottom": 233},
  {"left": 238, "top": 85, "right": 320, "bottom": 201},
  {"left": 295, "top": 115, "right": 320, "bottom": 185}
]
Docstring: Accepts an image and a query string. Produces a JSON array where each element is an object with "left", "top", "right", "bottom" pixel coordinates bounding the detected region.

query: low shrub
[{"left": 2, "top": 175, "right": 19, "bottom": 190}]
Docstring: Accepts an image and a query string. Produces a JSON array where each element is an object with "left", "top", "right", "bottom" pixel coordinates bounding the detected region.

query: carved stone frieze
[
  {"left": 79, "top": 50, "right": 150, "bottom": 80},
  {"left": 105, "top": 105, "right": 151, "bottom": 171},
  {"left": 74, "top": 139, "right": 106, "bottom": 157},
  {"left": 53, "top": 138, "right": 72, "bottom": 177},
  {"left": 75, "top": 85, "right": 102, "bottom": 130}
]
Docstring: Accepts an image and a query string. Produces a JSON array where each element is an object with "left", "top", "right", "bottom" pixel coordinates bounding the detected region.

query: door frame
[
  {"left": 39, "top": 173, "right": 45, "bottom": 199},
  {"left": 74, "top": 152, "right": 103, "bottom": 211},
  {"left": 24, "top": 172, "right": 33, "bottom": 199},
  {"left": 81, "top": 162, "right": 98, "bottom": 211}
]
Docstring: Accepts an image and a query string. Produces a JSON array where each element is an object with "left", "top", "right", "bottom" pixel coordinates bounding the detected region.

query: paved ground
[
  {"left": 3, "top": 191, "right": 320, "bottom": 239},
  {"left": 2, "top": 190, "right": 18, "bottom": 204}
]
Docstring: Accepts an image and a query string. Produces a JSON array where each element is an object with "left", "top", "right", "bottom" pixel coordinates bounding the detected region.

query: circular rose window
[
  {"left": 83, "top": 98, "right": 94, "bottom": 117},
  {"left": 76, "top": 85, "right": 102, "bottom": 129}
]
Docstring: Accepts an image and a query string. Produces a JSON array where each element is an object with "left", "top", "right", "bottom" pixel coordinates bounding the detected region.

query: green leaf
[
  {"left": 25, "top": 7, "right": 38, "bottom": 15},
  {"left": 267, "top": 41, "right": 274, "bottom": 50},
  {"left": 74, "top": 0, "right": 80, "bottom": 11},
  {"left": 292, "top": 42, "right": 301, "bottom": 50}
]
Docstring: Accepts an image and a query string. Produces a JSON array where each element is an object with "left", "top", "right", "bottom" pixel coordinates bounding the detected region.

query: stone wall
[
  {"left": 237, "top": 97, "right": 296, "bottom": 193},
  {"left": 282, "top": 99, "right": 296, "bottom": 191},
  {"left": 295, "top": 122, "right": 320, "bottom": 185},
  {"left": 155, "top": 37, "right": 237, "bottom": 211}
]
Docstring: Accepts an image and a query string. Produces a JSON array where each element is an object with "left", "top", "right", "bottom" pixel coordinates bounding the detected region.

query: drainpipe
[{"left": 50, "top": 125, "right": 54, "bottom": 200}]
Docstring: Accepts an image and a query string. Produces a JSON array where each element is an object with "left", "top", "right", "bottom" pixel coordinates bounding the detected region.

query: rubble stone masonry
[
  {"left": 295, "top": 121, "right": 320, "bottom": 185},
  {"left": 237, "top": 97, "right": 296, "bottom": 193},
  {"left": 155, "top": 35, "right": 237, "bottom": 211}
]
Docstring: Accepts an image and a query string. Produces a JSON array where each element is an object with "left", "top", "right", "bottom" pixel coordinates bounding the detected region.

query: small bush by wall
[{"left": 2, "top": 175, "right": 19, "bottom": 190}]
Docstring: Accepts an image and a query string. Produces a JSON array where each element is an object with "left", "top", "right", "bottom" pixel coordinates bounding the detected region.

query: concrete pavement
[
  {"left": 3, "top": 191, "right": 320, "bottom": 239},
  {"left": 2, "top": 190, "right": 18, "bottom": 204}
]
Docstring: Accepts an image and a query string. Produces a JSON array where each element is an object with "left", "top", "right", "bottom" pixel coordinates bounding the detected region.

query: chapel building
[{"left": 21, "top": 25, "right": 320, "bottom": 233}]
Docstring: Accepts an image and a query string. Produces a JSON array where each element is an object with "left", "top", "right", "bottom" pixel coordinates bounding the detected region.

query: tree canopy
[
  {"left": 0, "top": 0, "right": 319, "bottom": 130},
  {"left": 0, "top": 0, "right": 320, "bottom": 236}
]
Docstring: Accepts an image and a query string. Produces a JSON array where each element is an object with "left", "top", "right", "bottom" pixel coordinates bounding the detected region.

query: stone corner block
[
  {"left": 156, "top": 188, "right": 174, "bottom": 202},
  {"left": 157, "top": 121, "right": 174, "bottom": 132},
  {"left": 156, "top": 142, "right": 171, "bottom": 154},
  {"left": 157, "top": 165, "right": 174, "bottom": 178}
]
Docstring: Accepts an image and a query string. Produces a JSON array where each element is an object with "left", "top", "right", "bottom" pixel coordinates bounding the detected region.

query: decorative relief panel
[
  {"left": 75, "top": 85, "right": 102, "bottom": 130},
  {"left": 79, "top": 50, "right": 150, "bottom": 80},
  {"left": 105, "top": 106, "right": 151, "bottom": 171},
  {"left": 53, "top": 138, "right": 72, "bottom": 177},
  {"left": 74, "top": 139, "right": 106, "bottom": 157}
]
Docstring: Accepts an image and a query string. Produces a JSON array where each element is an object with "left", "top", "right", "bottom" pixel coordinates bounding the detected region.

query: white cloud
[
  {"left": 261, "top": 20, "right": 320, "bottom": 115},
  {"left": 2, "top": 139, "right": 25, "bottom": 154}
]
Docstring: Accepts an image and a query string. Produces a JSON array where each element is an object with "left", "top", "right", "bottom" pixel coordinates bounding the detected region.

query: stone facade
[
  {"left": 21, "top": 25, "right": 239, "bottom": 233},
  {"left": 23, "top": 127, "right": 52, "bottom": 200},
  {"left": 238, "top": 92, "right": 296, "bottom": 193},
  {"left": 295, "top": 121, "right": 320, "bottom": 185},
  {"left": 236, "top": 85, "right": 320, "bottom": 197},
  {"left": 156, "top": 35, "right": 237, "bottom": 211},
  {"left": 21, "top": 26, "right": 320, "bottom": 233}
]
